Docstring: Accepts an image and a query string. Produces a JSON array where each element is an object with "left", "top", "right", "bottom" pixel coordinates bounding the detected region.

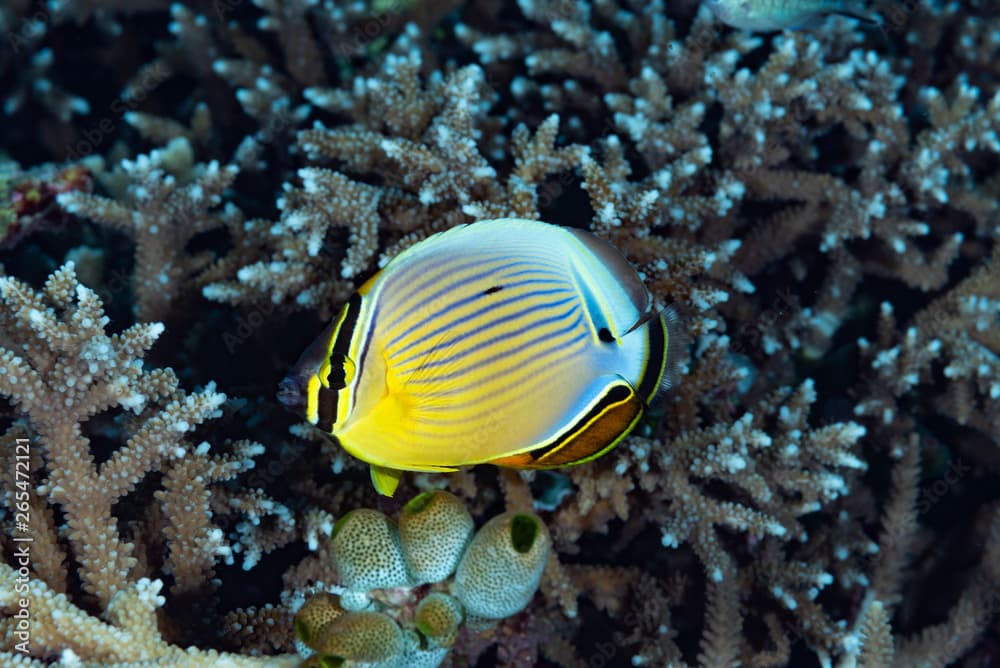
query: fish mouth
[
  {"left": 277, "top": 373, "right": 308, "bottom": 413},
  {"left": 278, "top": 320, "right": 339, "bottom": 415}
]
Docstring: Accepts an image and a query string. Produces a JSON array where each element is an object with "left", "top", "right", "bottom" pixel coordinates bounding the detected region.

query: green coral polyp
[
  {"left": 399, "top": 490, "right": 474, "bottom": 585},
  {"left": 329, "top": 515, "right": 348, "bottom": 542},
  {"left": 294, "top": 618, "right": 311, "bottom": 644},
  {"left": 453, "top": 510, "right": 551, "bottom": 619},
  {"left": 312, "top": 611, "right": 404, "bottom": 664},
  {"left": 294, "top": 592, "right": 345, "bottom": 648},
  {"left": 403, "top": 490, "right": 435, "bottom": 514},
  {"left": 510, "top": 514, "right": 539, "bottom": 553},
  {"left": 318, "top": 657, "right": 345, "bottom": 668},
  {"left": 330, "top": 508, "right": 410, "bottom": 591},
  {"left": 414, "top": 592, "right": 463, "bottom": 648},
  {"left": 329, "top": 508, "right": 359, "bottom": 541}
]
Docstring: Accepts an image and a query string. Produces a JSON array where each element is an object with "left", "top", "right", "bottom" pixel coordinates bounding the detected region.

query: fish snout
[{"left": 277, "top": 373, "right": 308, "bottom": 414}]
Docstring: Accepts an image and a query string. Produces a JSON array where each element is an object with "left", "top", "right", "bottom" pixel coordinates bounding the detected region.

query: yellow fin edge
[{"left": 370, "top": 464, "right": 403, "bottom": 497}]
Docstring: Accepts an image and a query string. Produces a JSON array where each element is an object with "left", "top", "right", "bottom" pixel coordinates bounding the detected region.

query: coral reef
[
  {"left": 295, "top": 490, "right": 550, "bottom": 667},
  {"left": 1, "top": 0, "right": 999, "bottom": 667},
  {"left": 0, "top": 263, "right": 298, "bottom": 665}
]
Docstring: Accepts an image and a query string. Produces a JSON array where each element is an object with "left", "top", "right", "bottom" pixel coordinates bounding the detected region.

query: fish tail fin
[{"left": 653, "top": 306, "right": 687, "bottom": 399}]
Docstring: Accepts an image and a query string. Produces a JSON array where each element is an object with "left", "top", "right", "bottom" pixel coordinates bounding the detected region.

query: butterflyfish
[
  {"left": 704, "top": 0, "right": 881, "bottom": 31},
  {"left": 279, "top": 218, "right": 680, "bottom": 496}
]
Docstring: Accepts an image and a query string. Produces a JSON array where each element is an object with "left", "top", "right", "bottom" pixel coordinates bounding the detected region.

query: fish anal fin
[
  {"left": 489, "top": 451, "right": 536, "bottom": 468},
  {"left": 370, "top": 464, "right": 404, "bottom": 497},
  {"left": 491, "top": 378, "right": 644, "bottom": 470}
]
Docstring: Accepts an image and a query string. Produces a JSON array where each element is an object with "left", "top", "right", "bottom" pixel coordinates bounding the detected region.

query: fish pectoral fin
[
  {"left": 389, "top": 332, "right": 469, "bottom": 410},
  {"left": 490, "top": 376, "right": 645, "bottom": 470},
  {"left": 369, "top": 462, "right": 460, "bottom": 496},
  {"left": 370, "top": 464, "right": 404, "bottom": 497}
]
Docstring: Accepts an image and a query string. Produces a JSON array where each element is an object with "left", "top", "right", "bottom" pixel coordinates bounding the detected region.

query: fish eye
[{"left": 320, "top": 352, "right": 356, "bottom": 390}]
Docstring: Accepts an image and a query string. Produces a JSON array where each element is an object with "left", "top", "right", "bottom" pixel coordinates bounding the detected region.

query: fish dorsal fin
[
  {"left": 377, "top": 223, "right": 475, "bottom": 277},
  {"left": 566, "top": 228, "right": 651, "bottom": 313},
  {"left": 565, "top": 228, "right": 651, "bottom": 338}
]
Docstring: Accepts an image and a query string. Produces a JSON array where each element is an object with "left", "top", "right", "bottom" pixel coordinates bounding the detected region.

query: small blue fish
[
  {"left": 279, "top": 219, "right": 682, "bottom": 496},
  {"left": 704, "top": 0, "right": 880, "bottom": 31}
]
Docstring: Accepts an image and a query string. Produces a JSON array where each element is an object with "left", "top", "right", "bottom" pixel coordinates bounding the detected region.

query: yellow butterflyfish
[{"left": 279, "top": 219, "right": 681, "bottom": 496}]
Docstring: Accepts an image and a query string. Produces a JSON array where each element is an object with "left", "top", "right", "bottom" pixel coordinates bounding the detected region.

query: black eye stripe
[
  {"left": 332, "top": 293, "right": 362, "bottom": 353},
  {"left": 326, "top": 354, "right": 349, "bottom": 389},
  {"left": 316, "top": 386, "right": 337, "bottom": 433},
  {"left": 327, "top": 293, "right": 362, "bottom": 389},
  {"left": 316, "top": 293, "right": 363, "bottom": 429}
]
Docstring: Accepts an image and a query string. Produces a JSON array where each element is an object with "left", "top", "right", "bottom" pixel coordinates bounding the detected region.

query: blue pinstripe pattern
[
  {"left": 378, "top": 256, "right": 548, "bottom": 334},
  {"left": 402, "top": 306, "right": 585, "bottom": 383},
  {"left": 405, "top": 334, "right": 591, "bottom": 435},
  {"left": 390, "top": 288, "right": 576, "bottom": 367}
]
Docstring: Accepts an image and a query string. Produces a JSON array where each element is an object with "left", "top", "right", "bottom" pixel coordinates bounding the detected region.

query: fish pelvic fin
[{"left": 370, "top": 464, "right": 404, "bottom": 497}]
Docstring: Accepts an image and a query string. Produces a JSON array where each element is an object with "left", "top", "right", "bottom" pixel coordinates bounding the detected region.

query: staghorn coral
[
  {"left": 0, "top": 262, "right": 299, "bottom": 663},
  {"left": 58, "top": 138, "right": 242, "bottom": 322},
  {"left": 204, "top": 31, "right": 587, "bottom": 317},
  {"left": 1, "top": 2, "right": 92, "bottom": 126},
  {"left": 856, "top": 251, "right": 1000, "bottom": 439},
  {"left": 0, "top": 263, "right": 205, "bottom": 607},
  {"left": 0, "top": 0, "right": 999, "bottom": 666},
  {"left": 0, "top": 564, "right": 298, "bottom": 667}
]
